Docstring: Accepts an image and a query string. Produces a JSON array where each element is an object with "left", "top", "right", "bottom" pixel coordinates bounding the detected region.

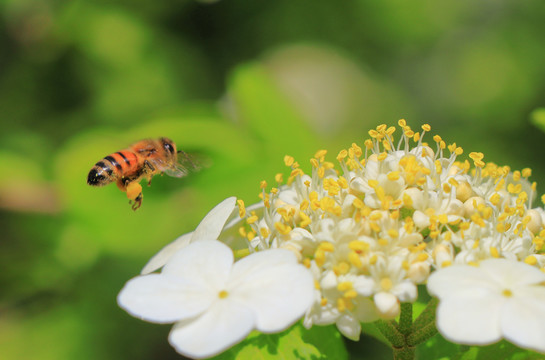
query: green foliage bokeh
[{"left": 2, "top": 0, "right": 545, "bottom": 359}]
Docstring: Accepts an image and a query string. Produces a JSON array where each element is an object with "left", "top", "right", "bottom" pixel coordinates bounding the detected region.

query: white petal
[
  {"left": 140, "top": 197, "right": 237, "bottom": 275},
  {"left": 163, "top": 240, "right": 234, "bottom": 292},
  {"left": 479, "top": 259, "right": 545, "bottom": 287},
  {"left": 191, "top": 197, "right": 237, "bottom": 242},
  {"left": 320, "top": 270, "right": 339, "bottom": 291},
  {"left": 141, "top": 232, "right": 193, "bottom": 275},
  {"left": 117, "top": 274, "right": 213, "bottom": 323},
  {"left": 436, "top": 295, "right": 503, "bottom": 345},
  {"left": 336, "top": 313, "right": 362, "bottom": 341},
  {"left": 501, "top": 287, "right": 545, "bottom": 353},
  {"left": 168, "top": 298, "right": 256, "bottom": 359},
  {"left": 353, "top": 276, "right": 375, "bottom": 297},
  {"left": 427, "top": 265, "right": 497, "bottom": 299},
  {"left": 228, "top": 249, "right": 314, "bottom": 332}
]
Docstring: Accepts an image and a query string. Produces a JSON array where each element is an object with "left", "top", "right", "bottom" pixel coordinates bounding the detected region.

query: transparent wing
[{"left": 149, "top": 150, "right": 200, "bottom": 178}]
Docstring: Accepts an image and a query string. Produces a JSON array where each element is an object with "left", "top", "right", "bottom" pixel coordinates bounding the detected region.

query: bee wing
[
  {"left": 164, "top": 164, "right": 190, "bottom": 178},
  {"left": 149, "top": 150, "right": 200, "bottom": 178}
]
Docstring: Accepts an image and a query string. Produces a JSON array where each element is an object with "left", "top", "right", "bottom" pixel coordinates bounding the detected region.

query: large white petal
[
  {"left": 168, "top": 299, "right": 255, "bottom": 359},
  {"left": 479, "top": 259, "right": 545, "bottom": 287},
  {"left": 140, "top": 197, "right": 237, "bottom": 275},
  {"left": 227, "top": 249, "right": 314, "bottom": 332},
  {"left": 427, "top": 265, "right": 497, "bottom": 299},
  {"left": 501, "top": 287, "right": 545, "bottom": 353},
  {"left": 436, "top": 295, "right": 503, "bottom": 345},
  {"left": 141, "top": 232, "right": 193, "bottom": 275},
  {"left": 191, "top": 197, "right": 237, "bottom": 242},
  {"left": 117, "top": 274, "right": 213, "bottom": 323},
  {"left": 163, "top": 240, "right": 234, "bottom": 292}
]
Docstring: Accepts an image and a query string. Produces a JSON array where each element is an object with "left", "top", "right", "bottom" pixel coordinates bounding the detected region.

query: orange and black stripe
[{"left": 87, "top": 151, "right": 139, "bottom": 186}]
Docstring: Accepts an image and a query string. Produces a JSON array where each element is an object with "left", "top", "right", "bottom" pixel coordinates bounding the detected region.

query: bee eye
[{"left": 164, "top": 142, "right": 175, "bottom": 154}]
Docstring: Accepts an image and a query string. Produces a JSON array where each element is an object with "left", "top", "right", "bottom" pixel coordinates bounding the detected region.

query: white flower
[
  {"left": 427, "top": 259, "right": 545, "bottom": 353},
  {"left": 118, "top": 240, "right": 314, "bottom": 359},
  {"left": 141, "top": 197, "right": 237, "bottom": 274}
]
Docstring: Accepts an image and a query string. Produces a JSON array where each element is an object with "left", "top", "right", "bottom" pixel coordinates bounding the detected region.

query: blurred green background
[{"left": 2, "top": 0, "right": 545, "bottom": 359}]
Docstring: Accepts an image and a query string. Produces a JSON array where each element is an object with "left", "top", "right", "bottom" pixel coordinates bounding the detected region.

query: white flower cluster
[
  {"left": 119, "top": 121, "right": 545, "bottom": 357},
  {"left": 231, "top": 121, "right": 545, "bottom": 340}
]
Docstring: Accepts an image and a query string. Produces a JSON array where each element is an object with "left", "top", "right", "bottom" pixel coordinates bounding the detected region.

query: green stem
[
  {"left": 373, "top": 300, "right": 439, "bottom": 360},
  {"left": 392, "top": 345, "right": 416, "bottom": 360},
  {"left": 412, "top": 297, "right": 438, "bottom": 330},
  {"left": 407, "top": 321, "right": 438, "bottom": 346},
  {"left": 374, "top": 320, "right": 404, "bottom": 348},
  {"left": 398, "top": 302, "right": 413, "bottom": 336}
]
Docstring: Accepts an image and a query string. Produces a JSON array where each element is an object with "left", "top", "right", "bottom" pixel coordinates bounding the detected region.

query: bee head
[{"left": 160, "top": 137, "right": 178, "bottom": 162}]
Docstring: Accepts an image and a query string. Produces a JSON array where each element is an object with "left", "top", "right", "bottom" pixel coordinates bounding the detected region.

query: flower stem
[
  {"left": 374, "top": 300, "right": 438, "bottom": 360},
  {"left": 398, "top": 302, "right": 413, "bottom": 336}
]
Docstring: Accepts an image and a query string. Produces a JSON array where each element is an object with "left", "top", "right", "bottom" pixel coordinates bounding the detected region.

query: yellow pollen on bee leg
[
  {"left": 502, "top": 289, "right": 513, "bottom": 297},
  {"left": 218, "top": 290, "right": 229, "bottom": 299},
  {"left": 126, "top": 182, "right": 142, "bottom": 200}
]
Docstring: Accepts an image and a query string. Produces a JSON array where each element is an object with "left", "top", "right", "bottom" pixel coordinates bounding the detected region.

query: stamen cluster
[{"left": 234, "top": 121, "right": 545, "bottom": 339}]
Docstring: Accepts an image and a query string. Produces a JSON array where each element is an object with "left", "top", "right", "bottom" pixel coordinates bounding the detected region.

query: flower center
[
  {"left": 218, "top": 290, "right": 229, "bottom": 299},
  {"left": 502, "top": 289, "right": 513, "bottom": 297}
]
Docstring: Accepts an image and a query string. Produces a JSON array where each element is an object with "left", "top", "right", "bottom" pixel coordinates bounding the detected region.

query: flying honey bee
[{"left": 87, "top": 137, "right": 195, "bottom": 210}]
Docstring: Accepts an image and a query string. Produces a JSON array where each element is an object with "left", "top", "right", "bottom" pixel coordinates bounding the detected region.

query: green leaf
[{"left": 211, "top": 323, "right": 347, "bottom": 360}]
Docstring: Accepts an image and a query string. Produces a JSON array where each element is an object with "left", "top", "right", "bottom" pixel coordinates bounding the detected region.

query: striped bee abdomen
[{"left": 87, "top": 151, "right": 138, "bottom": 186}]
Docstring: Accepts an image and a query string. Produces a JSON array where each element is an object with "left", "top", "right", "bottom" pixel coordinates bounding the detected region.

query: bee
[{"left": 87, "top": 137, "right": 194, "bottom": 210}]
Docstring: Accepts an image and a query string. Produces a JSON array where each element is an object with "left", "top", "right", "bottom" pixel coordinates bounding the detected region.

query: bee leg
[
  {"left": 126, "top": 182, "right": 143, "bottom": 211},
  {"left": 143, "top": 160, "right": 156, "bottom": 187}
]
